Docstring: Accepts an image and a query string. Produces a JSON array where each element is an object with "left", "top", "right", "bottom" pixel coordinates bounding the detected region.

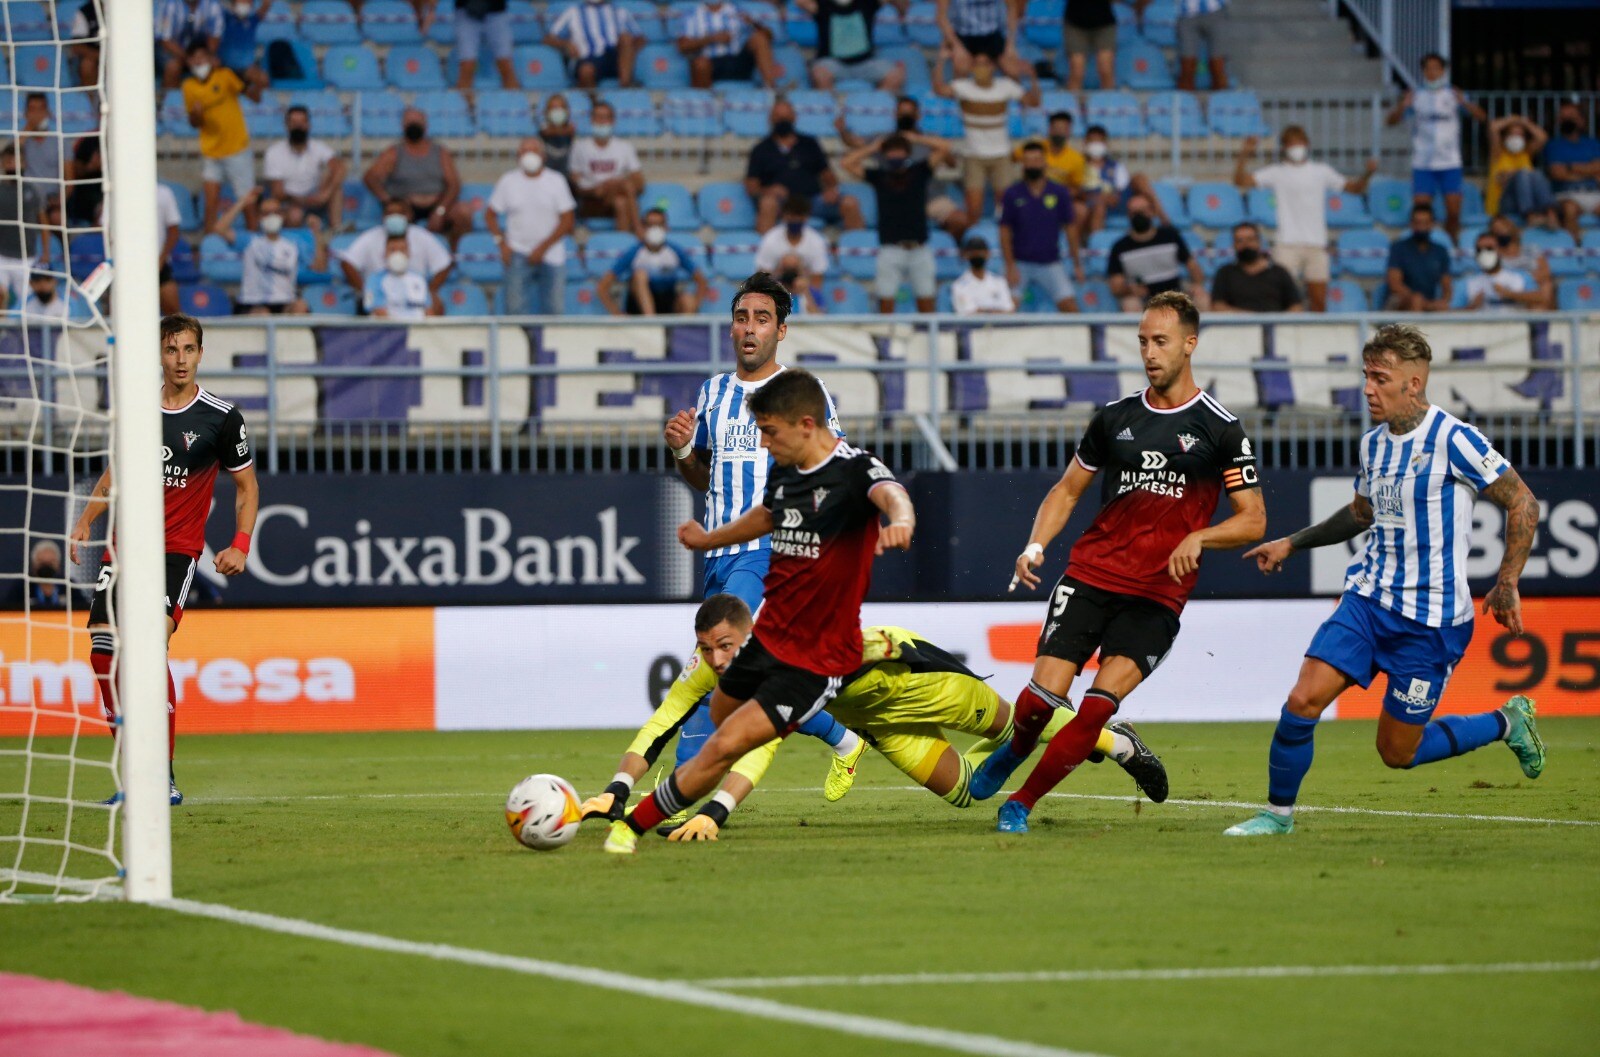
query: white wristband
[
  {"left": 1023, "top": 542, "right": 1044, "bottom": 562},
  {"left": 672, "top": 443, "right": 694, "bottom": 461}
]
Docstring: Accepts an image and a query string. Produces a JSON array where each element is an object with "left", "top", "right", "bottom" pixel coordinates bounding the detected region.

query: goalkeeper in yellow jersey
[{"left": 581, "top": 594, "right": 1168, "bottom": 843}]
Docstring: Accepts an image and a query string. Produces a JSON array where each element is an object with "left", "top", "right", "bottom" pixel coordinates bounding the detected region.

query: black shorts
[
  {"left": 88, "top": 553, "right": 197, "bottom": 629},
  {"left": 570, "top": 48, "right": 619, "bottom": 81},
  {"left": 709, "top": 50, "right": 756, "bottom": 82},
  {"left": 718, "top": 632, "right": 842, "bottom": 736},
  {"left": 1036, "top": 574, "right": 1180, "bottom": 680},
  {"left": 235, "top": 302, "right": 291, "bottom": 314},
  {"left": 958, "top": 32, "right": 1007, "bottom": 59},
  {"left": 159, "top": 263, "right": 173, "bottom": 285},
  {"left": 626, "top": 286, "right": 677, "bottom": 315}
]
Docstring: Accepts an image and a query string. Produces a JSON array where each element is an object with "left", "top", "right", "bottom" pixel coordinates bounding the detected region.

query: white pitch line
[
  {"left": 157, "top": 897, "right": 1110, "bottom": 1057},
  {"left": 690, "top": 959, "right": 1600, "bottom": 991}
]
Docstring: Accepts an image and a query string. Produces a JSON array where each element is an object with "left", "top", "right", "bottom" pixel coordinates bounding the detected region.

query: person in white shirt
[
  {"left": 21, "top": 272, "right": 69, "bottom": 320},
  {"left": 486, "top": 139, "right": 576, "bottom": 315},
  {"left": 569, "top": 101, "right": 644, "bottom": 236},
  {"left": 933, "top": 48, "right": 1040, "bottom": 225},
  {"left": 1386, "top": 52, "right": 1486, "bottom": 242},
  {"left": 156, "top": 181, "right": 184, "bottom": 316},
  {"left": 337, "top": 200, "right": 454, "bottom": 300},
  {"left": 753, "top": 195, "right": 831, "bottom": 289},
  {"left": 210, "top": 189, "right": 328, "bottom": 314},
  {"left": 1463, "top": 233, "right": 1542, "bottom": 314},
  {"left": 363, "top": 237, "right": 438, "bottom": 319},
  {"left": 262, "top": 105, "right": 346, "bottom": 231},
  {"left": 596, "top": 207, "right": 711, "bottom": 316},
  {"left": 949, "top": 234, "right": 1014, "bottom": 314},
  {"left": 1234, "top": 125, "right": 1377, "bottom": 313}
]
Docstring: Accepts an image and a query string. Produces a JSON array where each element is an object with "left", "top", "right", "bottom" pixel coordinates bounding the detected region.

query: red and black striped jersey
[{"left": 162, "top": 387, "right": 251, "bottom": 558}]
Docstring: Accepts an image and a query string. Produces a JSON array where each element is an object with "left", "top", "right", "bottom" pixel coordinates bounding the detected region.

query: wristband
[
  {"left": 672, "top": 443, "right": 693, "bottom": 461},
  {"left": 231, "top": 532, "right": 251, "bottom": 556},
  {"left": 1023, "top": 542, "right": 1044, "bottom": 562}
]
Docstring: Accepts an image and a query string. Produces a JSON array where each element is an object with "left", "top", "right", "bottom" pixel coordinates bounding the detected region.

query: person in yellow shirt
[
  {"left": 1019, "top": 111, "right": 1087, "bottom": 191},
  {"left": 181, "top": 41, "right": 263, "bottom": 232},
  {"left": 1486, "top": 113, "right": 1553, "bottom": 225}
]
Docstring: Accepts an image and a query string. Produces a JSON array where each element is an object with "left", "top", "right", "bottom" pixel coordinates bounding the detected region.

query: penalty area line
[{"left": 156, "top": 896, "right": 1111, "bottom": 1057}]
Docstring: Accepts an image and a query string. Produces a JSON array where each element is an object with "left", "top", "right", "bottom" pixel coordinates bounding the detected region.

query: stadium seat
[
  {"left": 1141, "top": 0, "right": 1178, "bottom": 46},
  {"left": 1151, "top": 181, "right": 1191, "bottom": 227},
  {"left": 918, "top": 94, "right": 964, "bottom": 138},
  {"left": 458, "top": 181, "right": 494, "bottom": 230},
  {"left": 1323, "top": 279, "right": 1368, "bottom": 314},
  {"left": 1193, "top": 232, "right": 1231, "bottom": 277},
  {"left": 840, "top": 181, "right": 877, "bottom": 228},
  {"left": 638, "top": 183, "right": 697, "bottom": 229},
  {"left": 1207, "top": 89, "right": 1269, "bottom": 138},
  {"left": 770, "top": 44, "right": 808, "bottom": 88},
  {"left": 835, "top": 231, "right": 879, "bottom": 282},
  {"left": 1083, "top": 229, "right": 1120, "bottom": 273},
  {"left": 874, "top": 3, "right": 908, "bottom": 45},
  {"left": 161, "top": 182, "right": 201, "bottom": 232},
  {"left": 13, "top": 45, "right": 66, "bottom": 87},
  {"left": 267, "top": 40, "right": 324, "bottom": 90},
  {"left": 789, "top": 90, "right": 837, "bottom": 139},
  {"left": 54, "top": 91, "right": 95, "bottom": 135},
  {"left": 844, "top": 91, "right": 898, "bottom": 138},
  {"left": 606, "top": 88, "right": 660, "bottom": 137},
  {"left": 342, "top": 181, "right": 382, "bottom": 231},
  {"left": 564, "top": 283, "right": 606, "bottom": 316},
  {"left": 1557, "top": 278, "right": 1600, "bottom": 311},
  {"left": 1335, "top": 229, "right": 1391, "bottom": 278},
  {"left": 415, "top": 89, "right": 476, "bottom": 137},
  {"left": 299, "top": 0, "right": 363, "bottom": 45},
  {"left": 439, "top": 280, "right": 490, "bottom": 316},
  {"left": 5, "top": 2, "right": 55, "bottom": 41},
  {"left": 179, "top": 283, "right": 233, "bottom": 318},
  {"left": 720, "top": 87, "right": 774, "bottom": 137},
  {"left": 257, "top": 3, "right": 298, "bottom": 44},
  {"left": 663, "top": 89, "right": 721, "bottom": 137},
  {"left": 582, "top": 231, "right": 638, "bottom": 277},
  {"left": 1324, "top": 191, "right": 1372, "bottom": 228},
  {"left": 1366, "top": 176, "right": 1412, "bottom": 227},
  {"left": 881, "top": 46, "right": 931, "bottom": 92},
  {"left": 1144, "top": 91, "right": 1205, "bottom": 139},
  {"left": 305, "top": 283, "right": 358, "bottom": 315},
  {"left": 1524, "top": 227, "right": 1582, "bottom": 277},
  {"left": 1021, "top": 0, "right": 1063, "bottom": 49},
  {"left": 710, "top": 230, "right": 761, "bottom": 279},
  {"left": 503, "top": 1, "right": 542, "bottom": 42},
  {"left": 359, "top": 94, "right": 405, "bottom": 139},
  {"left": 66, "top": 231, "right": 105, "bottom": 283},
  {"left": 429, "top": 0, "right": 459, "bottom": 43},
  {"left": 699, "top": 277, "right": 739, "bottom": 315},
  {"left": 1035, "top": 90, "right": 1081, "bottom": 125},
  {"left": 361, "top": 0, "right": 421, "bottom": 43},
  {"left": 1434, "top": 183, "right": 1487, "bottom": 229},
  {"left": 456, "top": 232, "right": 503, "bottom": 284},
  {"left": 158, "top": 89, "right": 194, "bottom": 138},
  {"left": 1076, "top": 279, "right": 1117, "bottom": 312},
  {"left": 285, "top": 89, "right": 350, "bottom": 137},
  {"left": 242, "top": 93, "right": 283, "bottom": 139},
  {"left": 930, "top": 230, "right": 962, "bottom": 281},
  {"left": 167, "top": 239, "right": 200, "bottom": 284},
  {"left": 617, "top": 0, "right": 667, "bottom": 42},
  {"left": 475, "top": 89, "right": 532, "bottom": 136},
  {"left": 513, "top": 44, "right": 569, "bottom": 89},
  {"left": 823, "top": 280, "right": 872, "bottom": 314},
  {"left": 323, "top": 46, "right": 385, "bottom": 90},
  {"left": 1115, "top": 39, "right": 1174, "bottom": 90},
  {"left": 387, "top": 45, "right": 447, "bottom": 89},
  {"left": 697, "top": 182, "right": 757, "bottom": 230},
  {"left": 1187, "top": 183, "right": 1245, "bottom": 229},
  {"left": 1246, "top": 187, "right": 1276, "bottom": 228},
  {"left": 636, "top": 44, "right": 690, "bottom": 89},
  {"left": 1086, "top": 91, "right": 1145, "bottom": 139},
  {"left": 781, "top": 9, "right": 817, "bottom": 47},
  {"left": 198, "top": 234, "right": 243, "bottom": 284}
]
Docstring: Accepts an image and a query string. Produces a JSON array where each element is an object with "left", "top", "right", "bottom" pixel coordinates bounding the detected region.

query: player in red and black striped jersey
[
  {"left": 605, "top": 368, "right": 916, "bottom": 854},
  {"left": 970, "top": 292, "right": 1268, "bottom": 832},
  {"left": 68, "top": 313, "right": 260, "bottom": 806}
]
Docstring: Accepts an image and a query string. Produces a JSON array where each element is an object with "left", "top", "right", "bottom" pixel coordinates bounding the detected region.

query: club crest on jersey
[
  {"left": 812, "top": 487, "right": 828, "bottom": 511},
  {"left": 182, "top": 430, "right": 200, "bottom": 451},
  {"left": 1177, "top": 433, "right": 1198, "bottom": 453}
]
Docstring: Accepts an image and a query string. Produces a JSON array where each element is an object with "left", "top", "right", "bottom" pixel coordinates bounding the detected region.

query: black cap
[{"left": 962, "top": 235, "right": 989, "bottom": 252}]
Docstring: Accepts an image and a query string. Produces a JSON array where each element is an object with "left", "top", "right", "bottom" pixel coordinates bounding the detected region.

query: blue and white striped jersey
[
  {"left": 548, "top": 1, "right": 640, "bottom": 59},
  {"left": 1344, "top": 405, "right": 1510, "bottom": 628},
  {"left": 693, "top": 366, "right": 842, "bottom": 558},
  {"left": 681, "top": 2, "right": 748, "bottom": 58}
]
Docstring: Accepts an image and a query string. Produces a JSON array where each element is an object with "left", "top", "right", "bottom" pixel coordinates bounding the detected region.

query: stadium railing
[{"left": 1338, "top": 0, "right": 1448, "bottom": 92}]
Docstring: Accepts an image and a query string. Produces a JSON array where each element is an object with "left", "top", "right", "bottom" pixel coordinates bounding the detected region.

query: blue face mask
[
  {"left": 383, "top": 213, "right": 409, "bottom": 237},
  {"left": 1424, "top": 75, "right": 1449, "bottom": 89}
]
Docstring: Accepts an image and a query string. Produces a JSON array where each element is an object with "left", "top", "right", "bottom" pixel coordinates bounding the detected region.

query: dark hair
[
  {"left": 1047, "top": 111, "right": 1074, "bottom": 125},
  {"left": 882, "top": 134, "right": 911, "bottom": 154},
  {"left": 695, "top": 593, "right": 752, "bottom": 634},
  {"left": 1020, "top": 139, "right": 1046, "bottom": 155},
  {"left": 1232, "top": 220, "right": 1261, "bottom": 238},
  {"left": 731, "top": 271, "right": 792, "bottom": 324},
  {"left": 1085, "top": 123, "right": 1108, "bottom": 138},
  {"left": 1410, "top": 201, "right": 1435, "bottom": 218},
  {"left": 747, "top": 367, "right": 827, "bottom": 424},
  {"left": 1420, "top": 52, "right": 1447, "bottom": 69},
  {"left": 783, "top": 194, "right": 811, "bottom": 218},
  {"left": 161, "top": 313, "right": 204, "bottom": 347},
  {"left": 286, "top": 105, "right": 310, "bottom": 120},
  {"left": 644, "top": 206, "right": 667, "bottom": 221},
  {"left": 185, "top": 40, "right": 209, "bottom": 58},
  {"left": 1364, "top": 323, "right": 1432, "bottom": 364},
  {"left": 895, "top": 95, "right": 918, "bottom": 111},
  {"left": 1145, "top": 290, "right": 1200, "bottom": 335},
  {"left": 25, "top": 92, "right": 47, "bottom": 107}
]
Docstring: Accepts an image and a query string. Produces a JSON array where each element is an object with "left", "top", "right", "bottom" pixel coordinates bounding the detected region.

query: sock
[
  {"left": 625, "top": 773, "right": 689, "bottom": 835},
  {"left": 1407, "top": 711, "right": 1510, "bottom": 768},
  {"left": 796, "top": 709, "right": 851, "bottom": 751},
  {"left": 89, "top": 634, "right": 116, "bottom": 725},
  {"left": 1010, "top": 682, "right": 1069, "bottom": 757},
  {"left": 697, "top": 789, "right": 738, "bottom": 827},
  {"left": 1267, "top": 706, "right": 1319, "bottom": 811},
  {"left": 167, "top": 666, "right": 177, "bottom": 763},
  {"left": 941, "top": 756, "right": 975, "bottom": 809},
  {"left": 962, "top": 714, "right": 1015, "bottom": 765},
  {"left": 829, "top": 727, "right": 861, "bottom": 758},
  {"left": 1009, "top": 688, "right": 1119, "bottom": 810},
  {"left": 1106, "top": 729, "right": 1134, "bottom": 763},
  {"left": 603, "top": 775, "right": 634, "bottom": 810}
]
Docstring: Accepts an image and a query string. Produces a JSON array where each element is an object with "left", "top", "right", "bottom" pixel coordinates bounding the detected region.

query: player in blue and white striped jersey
[
  {"left": 677, "top": 0, "right": 782, "bottom": 89},
  {"left": 544, "top": 0, "right": 643, "bottom": 88},
  {"left": 1226, "top": 323, "right": 1546, "bottom": 837}
]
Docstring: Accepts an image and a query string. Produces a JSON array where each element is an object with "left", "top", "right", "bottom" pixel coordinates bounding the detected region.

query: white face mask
[
  {"left": 1504, "top": 134, "right": 1526, "bottom": 154},
  {"left": 386, "top": 251, "right": 410, "bottom": 275},
  {"left": 1476, "top": 248, "right": 1500, "bottom": 271},
  {"left": 1424, "top": 75, "right": 1449, "bottom": 89},
  {"left": 643, "top": 225, "right": 667, "bottom": 248},
  {"left": 592, "top": 122, "right": 614, "bottom": 140},
  {"left": 547, "top": 107, "right": 569, "bottom": 126},
  {"left": 191, "top": 63, "right": 213, "bottom": 81},
  {"left": 519, "top": 151, "right": 544, "bottom": 175},
  {"left": 1085, "top": 141, "right": 1107, "bottom": 159},
  {"left": 260, "top": 213, "right": 283, "bottom": 235},
  {"left": 1285, "top": 144, "right": 1309, "bottom": 163},
  {"left": 234, "top": 2, "right": 252, "bottom": 16}
]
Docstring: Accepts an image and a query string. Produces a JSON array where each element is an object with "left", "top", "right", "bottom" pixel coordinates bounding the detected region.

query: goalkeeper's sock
[
  {"left": 962, "top": 714, "right": 1015, "bottom": 766},
  {"left": 698, "top": 790, "right": 736, "bottom": 828},
  {"left": 1407, "top": 711, "right": 1508, "bottom": 767},
  {"left": 89, "top": 633, "right": 116, "bottom": 726},
  {"left": 1009, "top": 689, "right": 1118, "bottom": 810},
  {"left": 626, "top": 773, "right": 689, "bottom": 835},
  {"left": 941, "top": 756, "right": 975, "bottom": 809},
  {"left": 603, "top": 775, "right": 635, "bottom": 809}
]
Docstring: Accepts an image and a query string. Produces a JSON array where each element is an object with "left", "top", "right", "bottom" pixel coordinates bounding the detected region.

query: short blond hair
[{"left": 1363, "top": 323, "right": 1433, "bottom": 364}]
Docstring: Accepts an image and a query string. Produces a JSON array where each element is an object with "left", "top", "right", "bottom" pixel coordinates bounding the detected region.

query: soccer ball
[{"left": 504, "top": 774, "right": 582, "bottom": 850}]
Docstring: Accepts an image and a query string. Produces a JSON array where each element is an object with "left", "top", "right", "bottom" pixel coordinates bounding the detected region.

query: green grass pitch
[{"left": 3, "top": 718, "right": 1597, "bottom": 1057}]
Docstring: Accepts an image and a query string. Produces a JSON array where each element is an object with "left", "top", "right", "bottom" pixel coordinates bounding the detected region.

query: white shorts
[
  {"left": 1556, "top": 190, "right": 1600, "bottom": 212},
  {"left": 202, "top": 148, "right": 255, "bottom": 199},
  {"left": 1273, "top": 243, "right": 1331, "bottom": 285},
  {"left": 875, "top": 244, "right": 936, "bottom": 301}
]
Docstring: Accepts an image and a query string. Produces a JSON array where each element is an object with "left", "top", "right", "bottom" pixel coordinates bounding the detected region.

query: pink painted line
[{"left": 0, "top": 973, "right": 400, "bottom": 1057}]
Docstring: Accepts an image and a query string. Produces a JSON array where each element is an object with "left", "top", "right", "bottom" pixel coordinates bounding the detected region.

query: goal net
[{"left": 0, "top": 0, "right": 170, "bottom": 903}]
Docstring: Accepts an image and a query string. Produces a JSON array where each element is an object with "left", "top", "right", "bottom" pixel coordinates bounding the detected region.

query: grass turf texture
[{"left": 2, "top": 719, "right": 1597, "bottom": 1057}]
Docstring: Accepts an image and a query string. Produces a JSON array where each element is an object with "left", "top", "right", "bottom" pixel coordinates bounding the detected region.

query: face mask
[
  {"left": 234, "top": 2, "right": 252, "bottom": 16},
  {"left": 772, "top": 119, "right": 795, "bottom": 138},
  {"left": 1285, "top": 144, "right": 1308, "bottom": 163},
  {"left": 287, "top": 127, "right": 309, "bottom": 147},
  {"left": 1085, "top": 141, "right": 1107, "bottom": 160},
  {"left": 785, "top": 220, "right": 805, "bottom": 238},
  {"left": 383, "top": 213, "right": 409, "bottom": 237},
  {"left": 519, "top": 151, "right": 544, "bottom": 175},
  {"left": 1236, "top": 246, "right": 1260, "bottom": 265},
  {"left": 1129, "top": 213, "right": 1153, "bottom": 234},
  {"left": 591, "top": 122, "right": 614, "bottom": 140},
  {"left": 1560, "top": 120, "right": 1581, "bottom": 136},
  {"left": 1476, "top": 248, "right": 1499, "bottom": 271},
  {"left": 548, "top": 107, "right": 569, "bottom": 126},
  {"left": 386, "top": 251, "right": 410, "bottom": 275},
  {"left": 883, "top": 155, "right": 907, "bottom": 172},
  {"left": 1494, "top": 232, "right": 1513, "bottom": 248},
  {"left": 778, "top": 269, "right": 800, "bottom": 286},
  {"left": 32, "top": 289, "right": 54, "bottom": 304},
  {"left": 643, "top": 225, "right": 667, "bottom": 248},
  {"left": 260, "top": 213, "right": 283, "bottom": 235},
  {"left": 1504, "top": 134, "right": 1526, "bottom": 154},
  {"left": 968, "top": 255, "right": 988, "bottom": 271},
  {"left": 1411, "top": 228, "right": 1432, "bottom": 243},
  {"left": 404, "top": 122, "right": 426, "bottom": 143},
  {"left": 191, "top": 63, "right": 212, "bottom": 81},
  {"left": 1048, "top": 135, "right": 1067, "bottom": 149},
  {"left": 1022, "top": 166, "right": 1044, "bottom": 182},
  {"left": 896, "top": 115, "right": 916, "bottom": 132},
  {"left": 1424, "top": 75, "right": 1448, "bottom": 89}
]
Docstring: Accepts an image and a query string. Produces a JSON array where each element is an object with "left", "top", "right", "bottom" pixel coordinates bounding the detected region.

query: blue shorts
[
  {"left": 702, "top": 549, "right": 768, "bottom": 615},
  {"left": 1307, "top": 592, "right": 1473, "bottom": 725},
  {"left": 1412, "top": 167, "right": 1464, "bottom": 198}
]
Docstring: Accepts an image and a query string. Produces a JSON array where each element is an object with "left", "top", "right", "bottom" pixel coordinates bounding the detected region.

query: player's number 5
[
  {"left": 1050, "top": 583, "right": 1075, "bottom": 618},
  {"left": 95, "top": 565, "right": 112, "bottom": 591}
]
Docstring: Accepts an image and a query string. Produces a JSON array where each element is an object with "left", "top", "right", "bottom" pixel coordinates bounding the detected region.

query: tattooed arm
[
  {"left": 1243, "top": 495, "right": 1373, "bottom": 574},
  {"left": 1480, "top": 467, "right": 1538, "bottom": 636}
]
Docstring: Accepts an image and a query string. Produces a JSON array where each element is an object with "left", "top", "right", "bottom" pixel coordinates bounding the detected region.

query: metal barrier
[{"left": 1338, "top": 0, "right": 1448, "bottom": 90}]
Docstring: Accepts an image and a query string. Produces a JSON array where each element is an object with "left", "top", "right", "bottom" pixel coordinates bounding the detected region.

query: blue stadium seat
[
  {"left": 161, "top": 182, "right": 201, "bottom": 232},
  {"left": 564, "top": 282, "right": 607, "bottom": 316},
  {"left": 844, "top": 91, "right": 898, "bottom": 138},
  {"left": 439, "top": 279, "right": 490, "bottom": 316},
  {"left": 1187, "top": 183, "right": 1245, "bottom": 229},
  {"left": 698, "top": 276, "right": 738, "bottom": 315},
  {"left": 287, "top": 89, "right": 351, "bottom": 137},
  {"left": 836, "top": 231, "right": 879, "bottom": 282},
  {"left": 305, "top": 283, "right": 358, "bottom": 315},
  {"left": 13, "top": 45, "right": 66, "bottom": 87},
  {"left": 1525, "top": 227, "right": 1582, "bottom": 277},
  {"left": 341, "top": 182, "right": 381, "bottom": 231},
  {"left": 513, "top": 45, "right": 569, "bottom": 89},
  {"left": 902, "top": 1, "right": 943, "bottom": 47},
  {"left": 617, "top": 0, "right": 667, "bottom": 41},
  {"left": 299, "top": 1, "right": 362, "bottom": 45},
  {"left": 822, "top": 280, "right": 872, "bottom": 314},
  {"left": 1141, "top": 0, "right": 1177, "bottom": 46},
  {"left": 1086, "top": 91, "right": 1145, "bottom": 138},
  {"left": 874, "top": 4, "right": 908, "bottom": 45},
  {"left": 663, "top": 89, "right": 720, "bottom": 137},
  {"left": 782, "top": 9, "right": 817, "bottom": 47},
  {"left": 1076, "top": 280, "right": 1117, "bottom": 312},
  {"left": 604, "top": 88, "right": 660, "bottom": 136},
  {"left": 638, "top": 183, "right": 697, "bottom": 229},
  {"left": 1434, "top": 183, "right": 1487, "bottom": 229},
  {"left": 241, "top": 93, "right": 283, "bottom": 139},
  {"left": 1194, "top": 233, "right": 1231, "bottom": 278},
  {"left": 1151, "top": 181, "right": 1191, "bottom": 227},
  {"left": 199, "top": 234, "right": 243, "bottom": 284},
  {"left": 387, "top": 45, "right": 446, "bottom": 89},
  {"left": 1207, "top": 89, "right": 1268, "bottom": 138},
  {"left": 918, "top": 94, "right": 964, "bottom": 137},
  {"left": 416, "top": 89, "right": 476, "bottom": 136},
  {"left": 1557, "top": 278, "right": 1600, "bottom": 310},
  {"left": 359, "top": 93, "right": 405, "bottom": 138},
  {"left": 710, "top": 230, "right": 760, "bottom": 279},
  {"left": 429, "top": 0, "right": 459, "bottom": 43},
  {"left": 582, "top": 231, "right": 637, "bottom": 277},
  {"left": 1020, "top": 0, "right": 1064, "bottom": 48},
  {"left": 506, "top": 1, "right": 544, "bottom": 42},
  {"left": 361, "top": 0, "right": 421, "bottom": 42},
  {"left": 636, "top": 44, "right": 690, "bottom": 89},
  {"left": 323, "top": 46, "right": 385, "bottom": 90},
  {"left": 881, "top": 46, "right": 930, "bottom": 92},
  {"left": 770, "top": 44, "right": 807, "bottom": 88},
  {"left": 456, "top": 232, "right": 502, "bottom": 283},
  {"left": 4, "top": 2, "right": 55, "bottom": 41},
  {"left": 1009, "top": 101, "right": 1046, "bottom": 141},
  {"left": 1335, "top": 229, "right": 1391, "bottom": 278},
  {"left": 840, "top": 181, "right": 877, "bottom": 228},
  {"left": 167, "top": 238, "right": 200, "bottom": 284},
  {"left": 835, "top": 79, "right": 876, "bottom": 98},
  {"left": 789, "top": 90, "right": 836, "bottom": 139},
  {"left": 1367, "top": 176, "right": 1411, "bottom": 227},
  {"left": 1324, "top": 191, "right": 1372, "bottom": 228},
  {"left": 1583, "top": 228, "right": 1600, "bottom": 269},
  {"left": 1323, "top": 279, "right": 1368, "bottom": 314},
  {"left": 458, "top": 181, "right": 494, "bottom": 230},
  {"left": 57, "top": 92, "right": 95, "bottom": 135},
  {"left": 1115, "top": 39, "right": 1173, "bottom": 90},
  {"left": 158, "top": 89, "right": 194, "bottom": 138},
  {"left": 1246, "top": 187, "right": 1276, "bottom": 228},
  {"left": 698, "top": 182, "right": 757, "bottom": 230},
  {"left": 720, "top": 87, "right": 774, "bottom": 136},
  {"left": 1035, "top": 90, "right": 1081, "bottom": 125},
  {"left": 1144, "top": 91, "right": 1204, "bottom": 138},
  {"left": 929, "top": 230, "right": 962, "bottom": 281},
  {"left": 475, "top": 89, "right": 529, "bottom": 136},
  {"left": 257, "top": 2, "right": 299, "bottom": 43},
  {"left": 179, "top": 283, "right": 233, "bottom": 318},
  {"left": 1083, "top": 229, "right": 1120, "bottom": 273},
  {"left": 268, "top": 40, "right": 324, "bottom": 90},
  {"left": 67, "top": 231, "right": 105, "bottom": 283}
]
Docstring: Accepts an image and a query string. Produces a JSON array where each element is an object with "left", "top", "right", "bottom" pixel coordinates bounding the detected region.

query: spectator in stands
[
  {"left": 1062, "top": 0, "right": 1117, "bottom": 93},
  {"left": 338, "top": 200, "right": 454, "bottom": 302},
  {"left": 570, "top": 101, "right": 645, "bottom": 236},
  {"left": 264, "top": 107, "right": 346, "bottom": 231},
  {"left": 540, "top": 95, "right": 578, "bottom": 182},
  {"left": 22, "top": 273, "right": 67, "bottom": 321},
  {"left": 365, "top": 236, "right": 441, "bottom": 319},
  {"left": 1176, "top": 0, "right": 1230, "bottom": 92},
  {"left": 999, "top": 141, "right": 1083, "bottom": 312},
  {"left": 364, "top": 109, "right": 473, "bottom": 249},
  {"left": 754, "top": 195, "right": 832, "bottom": 293},
  {"left": 597, "top": 208, "right": 710, "bottom": 316},
  {"left": 1548, "top": 102, "right": 1600, "bottom": 238},
  {"left": 1463, "top": 232, "right": 1542, "bottom": 314},
  {"left": 545, "top": 0, "right": 643, "bottom": 90},
  {"left": 67, "top": 1, "right": 101, "bottom": 95},
  {"left": 950, "top": 233, "right": 1015, "bottom": 314},
  {"left": 835, "top": 96, "right": 970, "bottom": 239},
  {"left": 1486, "top": 114, "right": 1553, "bottom": 226},
  {"left": 65, "top": 137, "right": 102, "bottom": 227},
  {"left": 210, "top": 188, "right": 326, "bottom": 315},
  {"left": 12, "top": 542, "right": 68, "bottom": 610},
  {"left": 746, "top": 99, "right": 864, "bottom": 233},
  {"left": 938, "top": 0, "right": 1027, "bottom": 80},
  {"left": 1079, "top": 124, "right": 1130, "bottom": 232},
  {"left": 157, "top": 182, "right": 183, "bottom": 316},
  {"left": 0, "top": 147, "right": 41, "bottom": 313},
  {"left": 19, "top": 94, "right": 62, "bottom": 188},
  {"left": 219, "top": 0, "right": 268, "bottom": 82},
  {"left": 1234, "top": 127, "right": 1377, "bottom": 313},
  {"left": 1385, "top": 53, "right": 1485, "bottom": 241},
  {"left": 1106, "top": 192, "right": 1204, "bottom": 311},
  {"left": 1489, "top": 213, "right": 1554, "bottom": 310},
  {"left": 934, "top": 47, "right": 1040, "bottom": 225},
  {"left": 183, "top": 41, "right": 263, "bottom": 233},
  {"left": 487, "top": 139, "right": 577, "bottom": 315},
  {"left": 1027, "top": 111, "right": 1085, "bottom": 197},
  {"left": 455, "top": 0, "right": 519, "bottom": 91},
  {"left": 1208, "top": 222, "right": 1301, "bottom": 313},
  {"left": 840, "top": 133, "right": 954, "bottom": 314},
  {"left": 678, "top": 0, "right": 782, "bottom": 89},
  {"left": 798, "top": 0, "right": 910, "bottom": 92},
  {"left": 1384, "top": 202, "right": 1452, "bottom": 312},
  {"left": 157, "top": 0, "right": 224, "bottom": 89}
]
